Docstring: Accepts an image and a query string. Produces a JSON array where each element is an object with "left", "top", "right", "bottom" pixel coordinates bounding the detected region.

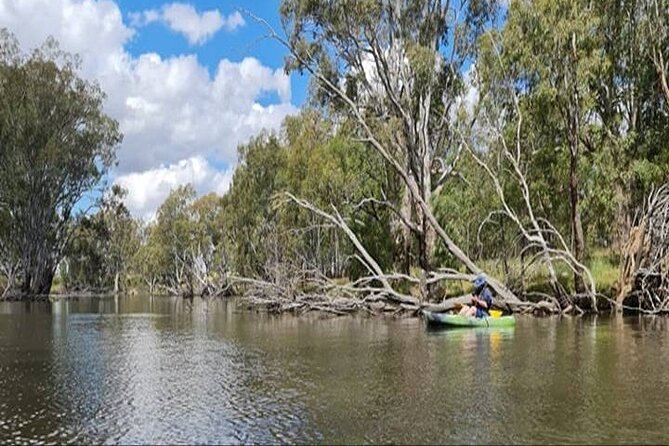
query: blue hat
[{"left": 472, "top": 275, "right": 486, "bottom": 289}]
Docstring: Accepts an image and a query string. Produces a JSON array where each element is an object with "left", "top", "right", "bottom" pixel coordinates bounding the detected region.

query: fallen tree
[
  {"left": 616, "top": 184, "right": 669, "bottom": 313},
  {"left": 462, "top": 35, "right": 598, "bottom": 313},
  {"left": 228, "top": 190, "right": 575, "bottom": 317},
  {"left": 233, "top": 265, "right": 560, "bottom": 318},
  {"left": 247, "top": 1, "right": 521, "bottom": 306}
]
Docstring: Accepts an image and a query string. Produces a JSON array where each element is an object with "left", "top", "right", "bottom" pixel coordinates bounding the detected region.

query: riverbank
[{"left": 240, "top": 290, "right": 615, "bottom": 318}]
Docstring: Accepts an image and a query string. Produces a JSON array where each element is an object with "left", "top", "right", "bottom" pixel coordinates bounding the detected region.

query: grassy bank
[{"left": 437, "top": 249, "right": 620, "bottom": 300}]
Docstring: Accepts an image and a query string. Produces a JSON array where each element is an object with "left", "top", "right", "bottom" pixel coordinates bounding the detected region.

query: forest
[{"left": 1, "top": 0, "right": 668, "bottom": 316}]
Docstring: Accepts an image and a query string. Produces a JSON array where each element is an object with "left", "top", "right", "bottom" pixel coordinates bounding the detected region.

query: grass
[
  {"left": 588, "top": 249, "right": 620, "bottom": 296},
  {"left": 434, "top": 248, "right": 621, "bottom": 300}
]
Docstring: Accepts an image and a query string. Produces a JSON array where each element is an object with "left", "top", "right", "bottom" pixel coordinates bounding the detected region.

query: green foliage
[
  {"left": 223, "top": 133, "right": 287, "bottom": 277},
  {"left": 222, "top": 111, "right": 396, "bottom": 281},
  {"left": 61, "top": 186, "right": 139, "bottom": 292},
  {"left": 0, "top": 30, "right": 121, "bottom": 295},
  {"left": 147, "top": 186, "right": 227, "bottom": 295}
]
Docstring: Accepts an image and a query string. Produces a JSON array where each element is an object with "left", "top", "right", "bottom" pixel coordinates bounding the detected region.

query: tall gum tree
[
  {"left": 273, "top": 0, "right": 520, "bottom": 303},
  {"left": 493, "top": 0, "right": 604, "bottom": 294},
  {"left": 0, "top": 31, "right": 121, "bottom": 296}
]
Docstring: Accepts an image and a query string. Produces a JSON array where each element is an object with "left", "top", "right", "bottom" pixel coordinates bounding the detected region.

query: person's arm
[{"left": 471, "top": 294, "right": 486, "bottom": 308}]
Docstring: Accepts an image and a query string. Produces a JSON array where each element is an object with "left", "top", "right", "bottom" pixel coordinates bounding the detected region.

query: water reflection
[{"left": 1, "top": 297, "right": 669, "bottom": 444}]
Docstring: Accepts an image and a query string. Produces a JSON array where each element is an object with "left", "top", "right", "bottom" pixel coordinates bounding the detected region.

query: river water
[{"left": 1, "top": 296, "right": 668, "bottom": 445}]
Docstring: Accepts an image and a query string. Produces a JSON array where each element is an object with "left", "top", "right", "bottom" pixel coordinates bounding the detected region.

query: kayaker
[{"left": 458, "top": 275, "right": 493, "bottom": 318}]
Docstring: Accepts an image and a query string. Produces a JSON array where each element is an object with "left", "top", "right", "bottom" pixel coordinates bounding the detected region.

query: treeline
[
  {"left": 57, "top": 113, "right": 399, "bottom": 297},
  {"left": 1, "top": 0, "right": 668, "bottom": 310},
  {"left": 0, "top": 30, "right": 120, "bottom": 297}
]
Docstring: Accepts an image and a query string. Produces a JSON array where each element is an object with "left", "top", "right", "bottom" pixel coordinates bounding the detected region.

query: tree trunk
[
  {"left": 418, "top": 142, "right": 435, "bottom": 273},
  {"left": 569, "top": 151, "right": 586, "bottom": 294},
  {"left": 418, "top": 221, "right": 430, "bottom": 272},
  {"left": 22, "top": 267, "right": 54, "bottom": 295},
  {"left": 114, "top": 272, "right": 120, "bottom": 294},
  {"left": 653, "top": 49, "right": 669, "bottom": 107},
  {"left": 395, "top": 184, "right": 412, "bottom": 275},
  {"left": 612, "top": 181, "right": 631, "bottom": 258},
  {"left": 35, "top": 269, "right": 54, "bottom": 295},
  {"left": 417, "top": 206, "right": 437, "bottom": 273},
  {"left": 20, "top": 251, "right": 55, "bottom": 296},
  {"left": 569, "top": 32, "right": 586, "bottom": 295}
]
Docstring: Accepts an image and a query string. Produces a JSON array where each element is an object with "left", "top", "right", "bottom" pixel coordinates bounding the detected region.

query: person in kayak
[{"left": 458, "top": 275, "right": 493, "bottom": 318}]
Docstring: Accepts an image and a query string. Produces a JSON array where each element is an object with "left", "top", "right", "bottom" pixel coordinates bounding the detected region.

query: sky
[{"left": 0, "top": 0, "right": 308, "bottom": 218}]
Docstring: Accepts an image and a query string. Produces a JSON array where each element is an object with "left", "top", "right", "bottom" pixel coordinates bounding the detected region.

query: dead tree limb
[
  {"left": 617, "top": 184, "right": 669, "bottom": 312},
  {"left": 282, "top": 192, "right": 419, "bottom": 305},
  {"left": 460, "top": 34, "right": 598, "bottom": 311},
  {"left": 244, "top": 7, "right": 520, "bottom": 306}
]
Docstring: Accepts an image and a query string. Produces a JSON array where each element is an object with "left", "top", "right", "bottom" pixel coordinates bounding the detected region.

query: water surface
[{"left": 1, "top": 296, "right": 668, "bottom": 444}]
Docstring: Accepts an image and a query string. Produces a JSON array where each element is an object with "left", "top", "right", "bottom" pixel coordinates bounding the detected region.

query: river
[{"left": 0, "top": 296, "right": 668, "bottom": 444}]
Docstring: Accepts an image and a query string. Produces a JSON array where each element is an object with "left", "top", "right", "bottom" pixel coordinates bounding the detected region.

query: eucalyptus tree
[
  {"left": 59, "top": 185, "right": 139, "bottom": 293},
  {"left": 189, "top": 192, "right": 228, "bottom": 295},
  {"left": 151, "top": 185, "right": 199, "bottom": 296},
  {"left": 642, "top": 0, "right": 669, "bottom": 107},
  {"left": 278, "top": 111, "right": 397, "bottom": 278},
  {"left": 477, "top": 0, "right": 607, "bottom": 294},
  {"left": 104, "top": 186, "right": 140, "bottom": 293},
  {"left": 223, "top": 133, "right": 287, "bottom": 279},
  {"left": 272, "top": 0, "right": 520, "bottom": 302},
  {"left": 0, "top": 30, "right": 121, "bottom": 296},
  {"left": 133, "top": 222, "right": 164, "bottom": 296},
  {"left": 599, "top": 0, "right": 669, "bottom": 217}
]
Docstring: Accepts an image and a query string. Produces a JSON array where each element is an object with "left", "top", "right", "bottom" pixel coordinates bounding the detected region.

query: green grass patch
[
  {"left": 435, "top": 248, "right": 620, "bottom": 300},
  {"left": 588, "top": 249, "right": 619, "bottom": 296}
]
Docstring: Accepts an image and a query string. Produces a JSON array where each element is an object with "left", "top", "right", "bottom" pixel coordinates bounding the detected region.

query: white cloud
[
  {"left": 223, "top": 11, "right": 245, "bottom": 31},
  {"left": 0, "top": 0, "right": 133, "bottom": 76},
  {"left": 115, "top": 53, "right": 296, "bottom": 172},
  {"left": 129, "top": 3, "right": 245, "bottom": 45},
  {"left": 454, "top": 64, "right": 480, "bottom": 119},
  {"left": 0, "top": 0, "right": 296, "bottom": 217},
  {"left": 115, "top": 156, "right": 234, "bottom": 219},
  {"left": 128, "top": 9, "right": 160, "bottom": 27}
]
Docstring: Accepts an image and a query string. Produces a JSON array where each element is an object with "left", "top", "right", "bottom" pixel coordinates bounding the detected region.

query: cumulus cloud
[
  {"left": 115, "top": 52, "right": 296, "bottom": 172},
  {"left": 0, "top": 0, "right": 296, "bottom": 217},
  {"left": 0, "top": 0, "right": 133, "bottom": 76},
  {"left": 115, "top": 156, "right": 234, "bottom": 219},
  {"left": 115, "top": 54, "right": 295, "bottom": 172},
  {"left": 129, "top": 3, "right": 245, "bottom": 45}
]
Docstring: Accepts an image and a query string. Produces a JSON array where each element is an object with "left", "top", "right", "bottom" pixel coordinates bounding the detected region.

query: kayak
[{"left": 423, "top": 310, "right": 516, "bottom": 328}]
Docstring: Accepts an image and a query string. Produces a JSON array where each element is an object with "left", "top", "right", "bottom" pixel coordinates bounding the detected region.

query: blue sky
[
  {"left": 0, "top": 0, "right": 308, "bottom": 217},
  {"left": 0, "top": 0, "right": 501, "bottom": 218},
  {"left": 118, "top": 0, "right": 308, "bottom": 106}
]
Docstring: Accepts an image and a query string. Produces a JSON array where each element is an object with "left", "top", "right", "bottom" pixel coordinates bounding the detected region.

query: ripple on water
[
  {"left": 3, "top": 303, "right": 669, "bottom": 445},
  {"left": 1, "top": 310, "right": 315, "bottom": 445}
]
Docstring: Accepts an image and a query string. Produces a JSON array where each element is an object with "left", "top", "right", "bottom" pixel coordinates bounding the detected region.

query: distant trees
[
  {"left": 0, "top": 30, "right": 121, "bottom": 296},
  {"left": 222, "top": 113, "right": 396, "bottom": 283},
  {"left": 146, "top": 186, "right": 227, "bottom": 297},
  {"left": 61, "top": 186, "right": 138, "bottom": 293},
  {"left": 1, "top": 1, "right": 668, "bottom": 311}
]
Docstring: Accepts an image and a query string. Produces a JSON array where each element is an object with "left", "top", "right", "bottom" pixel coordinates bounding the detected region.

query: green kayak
[{"left": 423, "top": 310, "right": 516, "bottom": 328}]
